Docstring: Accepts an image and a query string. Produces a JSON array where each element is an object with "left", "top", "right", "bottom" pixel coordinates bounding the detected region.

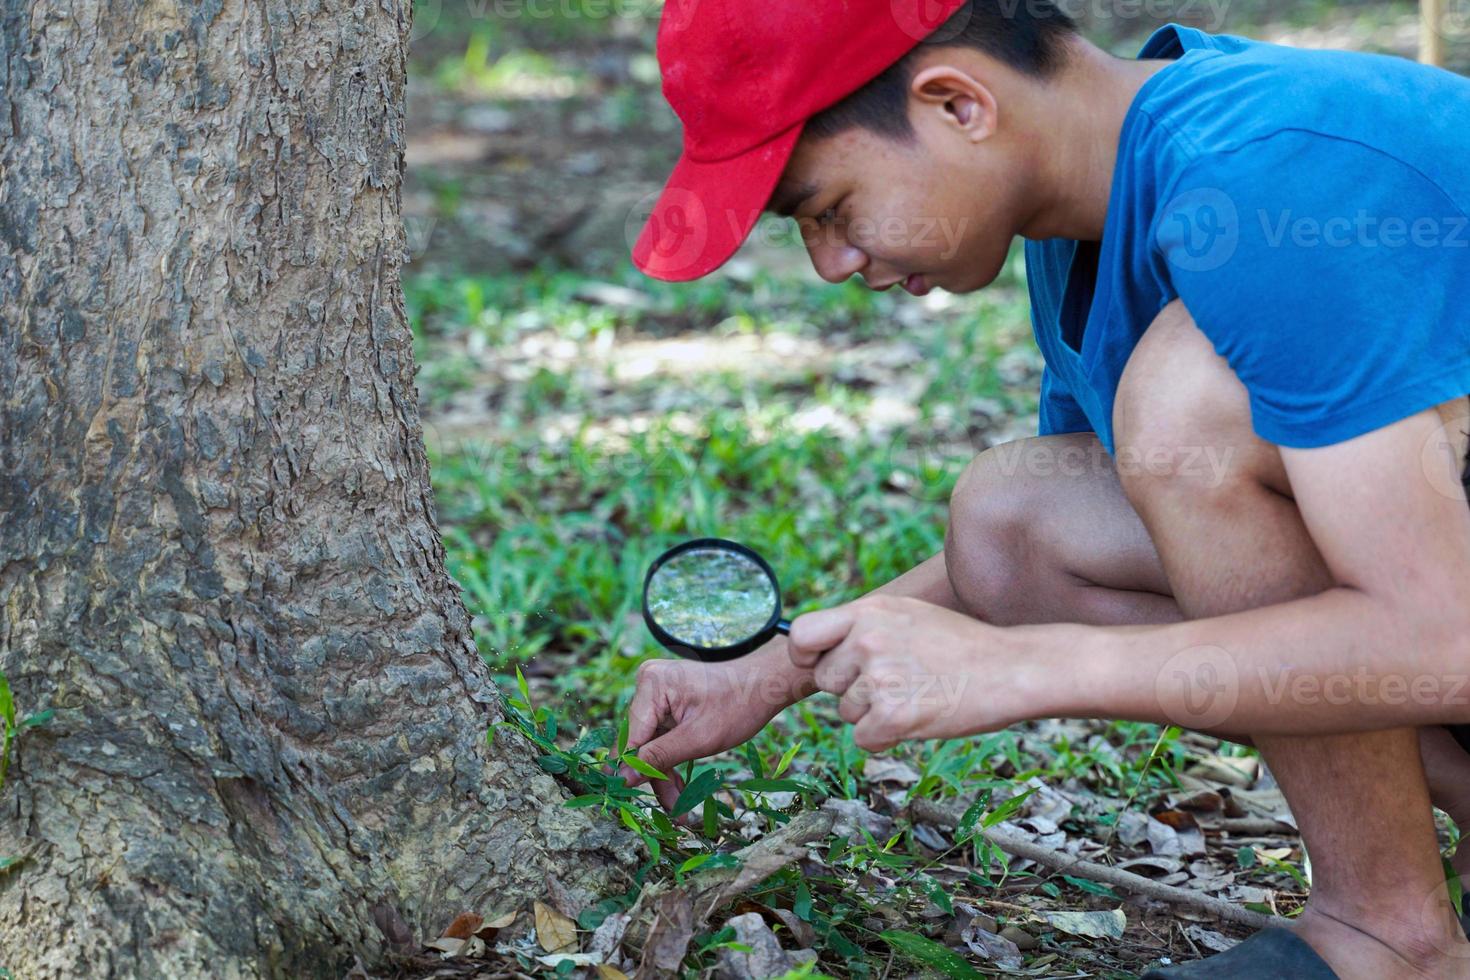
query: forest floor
[{"left": 390, "top": 2, "right": 1468, "bottom": 977}]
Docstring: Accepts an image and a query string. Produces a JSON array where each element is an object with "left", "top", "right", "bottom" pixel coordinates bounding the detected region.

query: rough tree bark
[{"left": 0, "top": 0, "right": 636, "bottom": 975}]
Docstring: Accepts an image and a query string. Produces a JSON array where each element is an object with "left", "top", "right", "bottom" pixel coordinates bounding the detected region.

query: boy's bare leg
[
  {"left": 945, "top": 303, "right": 1470, "bottom": 976},
  {"left": 1112, "top": 301, "right": 1465, "bottom": 976}
]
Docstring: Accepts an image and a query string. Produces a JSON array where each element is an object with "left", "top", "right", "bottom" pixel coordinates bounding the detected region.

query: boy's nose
[{"left": 806, "top": 239, "right": 868, "bottom": 285}]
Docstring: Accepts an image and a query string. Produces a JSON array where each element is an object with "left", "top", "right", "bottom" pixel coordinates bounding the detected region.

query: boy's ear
[{"left": 909, "top": 64, "right": 999, "bottom": 143}]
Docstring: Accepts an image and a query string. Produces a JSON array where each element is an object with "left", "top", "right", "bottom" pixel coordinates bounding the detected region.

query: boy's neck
[{"left": 1020, "top": 42, "right": 1176, "bottom": 243}]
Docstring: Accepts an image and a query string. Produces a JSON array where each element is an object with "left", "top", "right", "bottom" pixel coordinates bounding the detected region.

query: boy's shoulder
[{"left": 1136, "top": 24, "right": 1470, "bottom": 202}]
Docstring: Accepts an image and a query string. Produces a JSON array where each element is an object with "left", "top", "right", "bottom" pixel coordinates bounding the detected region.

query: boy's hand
[
  {"left": 787, "top": 595, "right": 1021, "bottom": 752},
  {"left": 616, "top": 655, "right": 787, "bottom": 824}
]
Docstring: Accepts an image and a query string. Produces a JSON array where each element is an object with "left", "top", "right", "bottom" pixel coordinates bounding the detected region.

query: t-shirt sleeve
[
  {"left": 1152, "top": 130, "right": 1470, "bottom": 448},
  {"left": 1038, "top": 365, "right": 1094, "bottom": 437}
]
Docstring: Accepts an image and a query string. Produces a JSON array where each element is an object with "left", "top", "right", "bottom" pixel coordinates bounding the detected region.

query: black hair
[{"left": 804, "top": 0, "right": 1079, "bottom": 142}]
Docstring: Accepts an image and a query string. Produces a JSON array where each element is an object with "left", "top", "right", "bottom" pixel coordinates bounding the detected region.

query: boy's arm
[
  {"left": 1064, "top": 405, "right": 1470, "bottom": 734},
  {"left": 785, "top": 407, "right": 1470, "bottom": 749},
  {"left": 1023, "top": 407, "right": 1470, "bottom": 734}
]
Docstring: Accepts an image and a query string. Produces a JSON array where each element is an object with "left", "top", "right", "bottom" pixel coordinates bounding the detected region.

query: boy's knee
[{"left": 945, "top": 442, "right": 1048, "bottom": 621}]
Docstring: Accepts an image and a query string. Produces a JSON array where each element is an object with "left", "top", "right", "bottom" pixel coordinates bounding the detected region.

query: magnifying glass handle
[{"left": 775, "top": 618, "right": 792, "bottom": 635}]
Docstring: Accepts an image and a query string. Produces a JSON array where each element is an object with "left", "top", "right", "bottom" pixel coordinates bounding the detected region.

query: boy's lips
[{"left": 903, "top": 274, "right": 931, "bottom": 296}]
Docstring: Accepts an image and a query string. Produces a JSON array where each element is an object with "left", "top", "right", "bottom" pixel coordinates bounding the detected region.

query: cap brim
[{"left": 631, "top": 123, "right": 803, "bottom": 282}]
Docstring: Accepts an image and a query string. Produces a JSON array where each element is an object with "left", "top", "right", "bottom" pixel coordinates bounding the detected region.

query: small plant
[{"left": 0, "top": 667, "right": 51, "bottom": 800}]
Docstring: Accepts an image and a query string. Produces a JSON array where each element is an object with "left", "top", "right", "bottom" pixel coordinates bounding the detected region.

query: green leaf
[
  {"left": 744, "top": 742, "right": 766, "bottom": 780},
  {"left": 515, "top": 664, "right": 531, "bottom": 708},
  {"left": 570, "top": 725, "right": 615, "bottom": 756},
  {"left": 955, "top": 793, "right": 990, "bottom": 842},
  {"left": 1062, "top": 875, "right": 1120, "bottom": 899},
  {"left": 536, "top": 754, "right": 569, "bottom": 774},
  {"left": 773, "top": 740, "right": 802, "bottom": 778},
  {"left": 563, "top": 793, "right": 609, "bottom": 808},
  {"left": 678, "top": 852, "right": 740, "bottom": 877},
  {"left": 678, "top": 853, "right": 714, "bottom": 875},
  {"left": 878, "top": 930, "right": 982, "bottom": 979},
  {"left": 982, "top": 786, "right": 1037, "bottom": 829},
  {"left": 0, "top": 670, "right": 14, "bottom": 729},
  {"left": 616, "top": 710, "right": 630, "bottom": 758},
  {"left": 620, "top": 752, "right": 668, "bottom": 781},
  {"left": 793, "top": 879, "right": 813, "bottom": 921},
  {"left": 923, "top": 877, "right": 953, "bottom": 915},
  {"left": 672, "top": 767, "right": 724, "bottom": 818}
]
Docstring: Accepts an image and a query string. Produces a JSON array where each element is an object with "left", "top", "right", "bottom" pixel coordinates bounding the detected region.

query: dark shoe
[{"left": 1141, "top": 927, "right": 1338, "bottom": 978}]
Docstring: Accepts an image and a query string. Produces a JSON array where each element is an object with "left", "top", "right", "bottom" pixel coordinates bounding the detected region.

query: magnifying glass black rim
[{"left": 642, "top": 536, "right": 784, "bottom": 662}]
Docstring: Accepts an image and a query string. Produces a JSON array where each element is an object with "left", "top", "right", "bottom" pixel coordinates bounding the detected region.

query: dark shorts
[{"left": 1450, "top": 401, "right": 1470, "bottom": 755}]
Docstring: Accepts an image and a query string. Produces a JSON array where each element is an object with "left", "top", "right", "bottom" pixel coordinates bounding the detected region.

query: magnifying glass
[{"left": 641, "top": 537, "right": 790, "bottom": 661}]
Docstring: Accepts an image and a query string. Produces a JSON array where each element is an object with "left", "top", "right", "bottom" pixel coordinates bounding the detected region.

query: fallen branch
[
  {"left": 1215, "top": 817, "right": 1296, "bottom": 836},
  {"left": 908, "top": 798, "right": 1275, "bottom": 931}
]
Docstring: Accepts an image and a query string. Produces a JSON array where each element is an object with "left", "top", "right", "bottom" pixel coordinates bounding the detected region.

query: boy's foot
[
  {"left": 1143, "top": 902, "right": 1470, "bottom": 979},
  {"left": 1140, "top": 927, "right": 1336, "bottom": 978},
  {"left": 1285, "top": 904, "right": 1469, "bottom": 979}
]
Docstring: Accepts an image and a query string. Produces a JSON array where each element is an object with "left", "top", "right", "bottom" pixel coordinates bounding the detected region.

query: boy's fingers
[
  {"left": 624, "top": 667, "right": 666, "bottom": 753},
  {"left": 626, "top": 728, "right": 691, "bottom": 786},
  {"left": 787, "top": 604, "right": 857, "bottom": 667},
  {"left": 650, "top": 768, "right": 685, "bottom": 816}
]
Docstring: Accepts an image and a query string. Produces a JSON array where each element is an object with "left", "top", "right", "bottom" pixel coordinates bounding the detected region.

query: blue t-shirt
[{"left": 1027, "top": 24, "right": 1470, "bottom": 452}]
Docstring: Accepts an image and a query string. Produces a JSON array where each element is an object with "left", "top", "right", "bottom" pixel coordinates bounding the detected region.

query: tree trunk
[{"left": 0, "top": 0, "right": 635, "bottom": 974}]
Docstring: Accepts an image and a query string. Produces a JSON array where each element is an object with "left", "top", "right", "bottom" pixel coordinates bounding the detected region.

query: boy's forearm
[
  {"left": 753, "top": 550, "right": 963, "bottom": 710},
  {"left": 1025, "top": 586, "right": 1470, "bottom": 735}
]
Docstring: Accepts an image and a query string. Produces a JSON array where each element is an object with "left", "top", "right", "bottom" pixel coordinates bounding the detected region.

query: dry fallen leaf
[
  {"left": 588, "top": 911, "right": 631, "bottom": 962},
  {"left": 537, "top": 952, "right": 604, "bottom": 969},
  {"left": 1040, "top": 908, "right": 1126, "bottom": 940},
  {"left": 1116, "top": 855, "right": 1185, "bottom": 877},
  {"left": 863, "top": 756, "right": 921, "bottom": 786},
  {"left": 715, "top": 911, "right": 797, "bottom": 980},
  {"left": 442, "top": 912, "right": 483, "bottom": 941},
  {"left": 596, "top": 966, "right": 631, "bottom": 980},
  {"left": 961, "top": 921, "right": 1023, "bottom": 970},
  {"left": 535, "top": 899, "right": 578, "bottom": 954},
  {"left": 483, "top": 909, "right": 519, "bottom": 929},
  {"left": 1184, "top": 924, "right": 1239, "bottom": 953},
  {"left": 425, "top": 937, "right": 467, "bottom": 956}
]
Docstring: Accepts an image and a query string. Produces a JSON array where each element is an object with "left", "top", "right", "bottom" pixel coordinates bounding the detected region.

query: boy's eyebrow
[{"left": 765, "top": 180, "right": 820, "bottom": 218}]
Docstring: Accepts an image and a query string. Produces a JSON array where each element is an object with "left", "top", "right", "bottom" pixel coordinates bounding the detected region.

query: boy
[{"left": 623, "top": 2, "right": 1470, "bottom": 975}]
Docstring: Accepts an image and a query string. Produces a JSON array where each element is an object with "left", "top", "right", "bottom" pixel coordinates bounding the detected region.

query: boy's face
[{"left": 771, "top": 74, "right": 1028, "bottom": 296}]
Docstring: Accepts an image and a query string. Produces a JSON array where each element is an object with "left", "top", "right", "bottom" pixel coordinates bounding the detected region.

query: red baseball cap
[{"left": 631, "top": 0, "right": 969, "bottom": 282}]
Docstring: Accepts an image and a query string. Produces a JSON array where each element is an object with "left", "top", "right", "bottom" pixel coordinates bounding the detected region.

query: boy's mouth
[{"left": 903, "top": 274, "right": 931, "bottom": 296}]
